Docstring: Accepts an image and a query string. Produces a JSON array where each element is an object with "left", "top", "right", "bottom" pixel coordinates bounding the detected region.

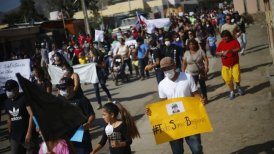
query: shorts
[
  {"left": 221, "top": 63, "right": 240, "bottom": 84},
  {"left": 132, "top": 60, "right": 139, "bottom": 67}
]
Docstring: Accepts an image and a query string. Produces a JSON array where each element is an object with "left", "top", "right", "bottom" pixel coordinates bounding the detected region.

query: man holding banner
[{"left": 149, "top": 57, "right": 206, "bottom": 154}]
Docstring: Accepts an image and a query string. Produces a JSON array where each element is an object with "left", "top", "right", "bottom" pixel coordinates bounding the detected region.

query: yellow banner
[{"left": 146, "top": 97, "right": 213, "bottom": 144}]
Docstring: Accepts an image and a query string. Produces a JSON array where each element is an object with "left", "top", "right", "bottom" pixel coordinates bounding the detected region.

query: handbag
[{"left": 189, "top": 51, "right": 207, "bottom": 80}]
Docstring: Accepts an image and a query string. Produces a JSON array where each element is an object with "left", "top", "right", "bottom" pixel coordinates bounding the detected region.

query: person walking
[
  {"left": 89, "top": 46, "right": 112, "bottom": 109},
  {"left": 56, "top": 77, "right": 95, "bottom": 154},
  {"left": 135, "top": 37, "right": 150, "bottom": 80},
  {"left": 3, "top": 80, "right": 36, "bottom": 154},
  {"left": 216, "top": 30, "right": 244, "bottom": 100},
  {"left": 182, "top": 39, "right": 209, "bottom": 103},
  {"left": 91, "top": 102, "right": 140, "bottom": 154},
  {"left": 148, "top": 57, "right": 205, "bottom": 154}
]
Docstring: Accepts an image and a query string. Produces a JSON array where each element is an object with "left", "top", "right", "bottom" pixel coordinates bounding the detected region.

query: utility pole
[
  {"left": 80, "top": 0, "right": 91, "bottom": 35},
  {"left": 128, "top": 0, "right": 132, "bottom": 12},
  {"left": 166, "top": 0, "right": 170, "bottom": 17}
]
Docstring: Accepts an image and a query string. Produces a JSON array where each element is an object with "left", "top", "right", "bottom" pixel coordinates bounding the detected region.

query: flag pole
[{"left": 33, "top": 116, "right": 49, "bottom": 152}]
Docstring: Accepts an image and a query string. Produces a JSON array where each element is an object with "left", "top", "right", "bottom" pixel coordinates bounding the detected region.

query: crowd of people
[{"left": 1, "top": 6, "right": 249, "bottom": 154}]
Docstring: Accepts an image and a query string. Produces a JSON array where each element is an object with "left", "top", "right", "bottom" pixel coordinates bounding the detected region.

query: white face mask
[
  {"left": 60, "top": 90, "right": 68, "bottom": 97},
  {"left": 6, "top": 91, "right": 15, "bottom": 99},
  {"left": 164, "top": 69, "right": 175, "bottom": 79},
  {"left": 165, "top": 41, "right": 171, "bottom": 46},
  {"left": 176, "top": 38, "right": 180, "bottom": 42},
  {"left": 105, "top": 123, "right": 114, "bottom": 136}
]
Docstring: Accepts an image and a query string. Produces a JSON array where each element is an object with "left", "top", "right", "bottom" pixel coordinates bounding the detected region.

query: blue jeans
[
  {"left": 209, "top": 45, "right": 216, "bottom": 57},
  {"left": 94, "top": 69, "right": 112, "bottom": 105},
  {"left": 138, "top": 58, "right": 149, "bottom": 77},
  {"left": 155, "top": 68, "right": 165, "bottom": 84},
  {"left": 169, "top": 134, "right": 203, "bottom": 154}
]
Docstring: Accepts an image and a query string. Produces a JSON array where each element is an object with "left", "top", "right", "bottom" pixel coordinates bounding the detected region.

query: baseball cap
[
  {"left": 56, "top": 77, "right": 74, "bottom": 90},
  {"left": 172, "top": 104, "right": 178, "bottom": 108},
  {"left": 3, "top": 79, "right": 19, "bottom": 91},
  {"left": 160, "top": 57, "right": 175, "bottom": 69}
]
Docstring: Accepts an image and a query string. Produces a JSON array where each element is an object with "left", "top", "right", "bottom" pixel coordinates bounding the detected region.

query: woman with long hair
[{"left": 91, "top": 102, "right": 140, "bottom": 154}]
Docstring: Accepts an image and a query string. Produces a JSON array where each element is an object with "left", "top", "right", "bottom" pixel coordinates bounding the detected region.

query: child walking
[
  {"left": 207, "top": 32, "right": 217, "bottom": 57},
  {"left": 91, "top": 102, "right": 140, "bottom": 154}
]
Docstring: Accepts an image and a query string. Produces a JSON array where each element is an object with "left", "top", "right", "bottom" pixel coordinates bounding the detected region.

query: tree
[
  {"left": 3, "top": 0, "right": 47, "bottom": 25},
  {"left": 46, "top": 0, "right": 99, "bottom": 18}
]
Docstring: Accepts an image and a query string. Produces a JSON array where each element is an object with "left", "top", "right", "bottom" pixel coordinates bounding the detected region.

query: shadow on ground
[{"left": 231, "top": 140, "right": 274, "bottom": 154}]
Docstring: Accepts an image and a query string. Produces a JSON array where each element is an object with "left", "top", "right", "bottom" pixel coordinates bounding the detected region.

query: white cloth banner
[
  {"left": 95, "top": 30, "right": 104, "bottom": 42},
  {"left": 145, "top": 18, "right": 171, "bottom": 34},
  {"left": 0, "top": 59, "right": 31, "bottom": 94},
  {"left": 48, "top": 63, "right": 99, "bottom": 85},
  {"left": 125, "top": 40, "right": 137, "bottom": 47}
]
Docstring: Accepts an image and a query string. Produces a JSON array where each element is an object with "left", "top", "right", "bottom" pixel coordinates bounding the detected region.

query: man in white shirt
[{"left": 157, "top": 57, "right": 205, "bottom": 154}]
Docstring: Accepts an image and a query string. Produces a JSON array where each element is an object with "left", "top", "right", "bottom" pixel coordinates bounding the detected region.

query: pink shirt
[{"left": 39, "top": 140, "right": 69, "bottom": 154}]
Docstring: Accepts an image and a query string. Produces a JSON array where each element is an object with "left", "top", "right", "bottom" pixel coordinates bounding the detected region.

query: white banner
[
  {"left": 48, "top": 63, "right": 99, "bottom": 85},
  {"left": 95, "top": 30, "right": 104, "bottom": 42},
  {"left": 145, "top": 18, "right": 171, "bottom": 34},
  {"left": 0, "top": 59, "right": 31, "bottom": 94},
  {"left": 125, "top": 40, "right": 137, "bottom": 47}
]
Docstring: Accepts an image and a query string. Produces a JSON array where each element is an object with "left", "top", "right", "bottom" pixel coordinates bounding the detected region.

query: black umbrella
[{"left": 16, "top": 73, "right": 86, "bottom": 141}]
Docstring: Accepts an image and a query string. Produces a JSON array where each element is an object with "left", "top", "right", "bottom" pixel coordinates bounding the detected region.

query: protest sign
[
  {"left": 0, "top": 59, "right": 31, "bottom": 94},
  {"left": 146, "top": 97, "right": 213, "bottom": 144},
  {"left": 95, "top": 30, "right": 104, "bottom": 42},
  {"left": 48, "top": 63, "right": 99, "bottom": 84}
]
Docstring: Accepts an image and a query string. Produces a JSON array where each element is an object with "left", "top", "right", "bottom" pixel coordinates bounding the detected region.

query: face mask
[
  {"left": 105, "top": 123, "right": 114, "bottom": 136},
  {"left": 63, "top": 70, "right": 68, "bottom": 74},
  {"left": 165, "top": 41, "right": 171, "bottom": 46},
  {"left": 164, "top": 69, "right": 175, "bottom": 79},
  {"left": 206, "top": 24, "right": 210, "bottom": 27},
  {"left": 6, "top": 91, "right": 15, "bottom": 99},
  {"left": 176, "top": 38, "right": 180, "bottom": 42},
  {"left": 34, "top": 76, "right": 39, "bottom": 81},
  {"left": 60, "top": 90, "right": 68, "bottom": 97}
]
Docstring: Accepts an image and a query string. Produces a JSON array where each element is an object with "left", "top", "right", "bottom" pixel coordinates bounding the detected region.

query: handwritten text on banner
[{"left": 146, "top": 97, "right": 213, "bottom": 144}]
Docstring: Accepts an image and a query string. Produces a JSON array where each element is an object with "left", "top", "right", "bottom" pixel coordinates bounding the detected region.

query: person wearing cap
[
  {"left": 171, "top": 104, "right": 180, "bottom": 114},
  {"left": 147, "top": 57, "right": 205, "bottom": 154},
  {"left": 3, "top": 79, "right": 36, "bottom": 154},
  {"left": 56, "top": 77, "right": 95, "bottom": 154}
]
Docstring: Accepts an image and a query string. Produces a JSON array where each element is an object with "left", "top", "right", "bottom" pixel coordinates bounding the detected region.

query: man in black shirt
[
  {"left": 157, "top": 37, "right": 181, "bottom": 71},
  {"left": 3, "top": 80, "right": 34, "bottom": 154},
  {"left": 56, "top": 77, "right": 95, "bottom": 154}
]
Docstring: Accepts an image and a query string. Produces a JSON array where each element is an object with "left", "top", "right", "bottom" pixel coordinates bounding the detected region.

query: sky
[{"left": 0, "top": 0, "right": 20, "bottom": 13}]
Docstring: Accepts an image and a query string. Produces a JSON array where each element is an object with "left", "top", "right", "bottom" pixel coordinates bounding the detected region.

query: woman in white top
[{"left": 115, "top": 38, "right": 132, "bottom": 75}]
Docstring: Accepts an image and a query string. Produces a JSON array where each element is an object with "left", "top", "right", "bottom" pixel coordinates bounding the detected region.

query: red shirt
[
  {"left": 74, "top": 47, "right": 83, "bottom": 58},
  {"left": 217, "top": 39, "right": 240, "bottom": 67}
]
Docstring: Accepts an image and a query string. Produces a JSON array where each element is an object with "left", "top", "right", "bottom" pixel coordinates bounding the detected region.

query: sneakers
[
  {"left": 237, "top": 86, "right": 245, "bottom": 96},
  {"left": 96, "top": 104, "right": 102, "bottom": 110},
  {"left": 229, "top": 92, "right": 235, "bottom": 100}
]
